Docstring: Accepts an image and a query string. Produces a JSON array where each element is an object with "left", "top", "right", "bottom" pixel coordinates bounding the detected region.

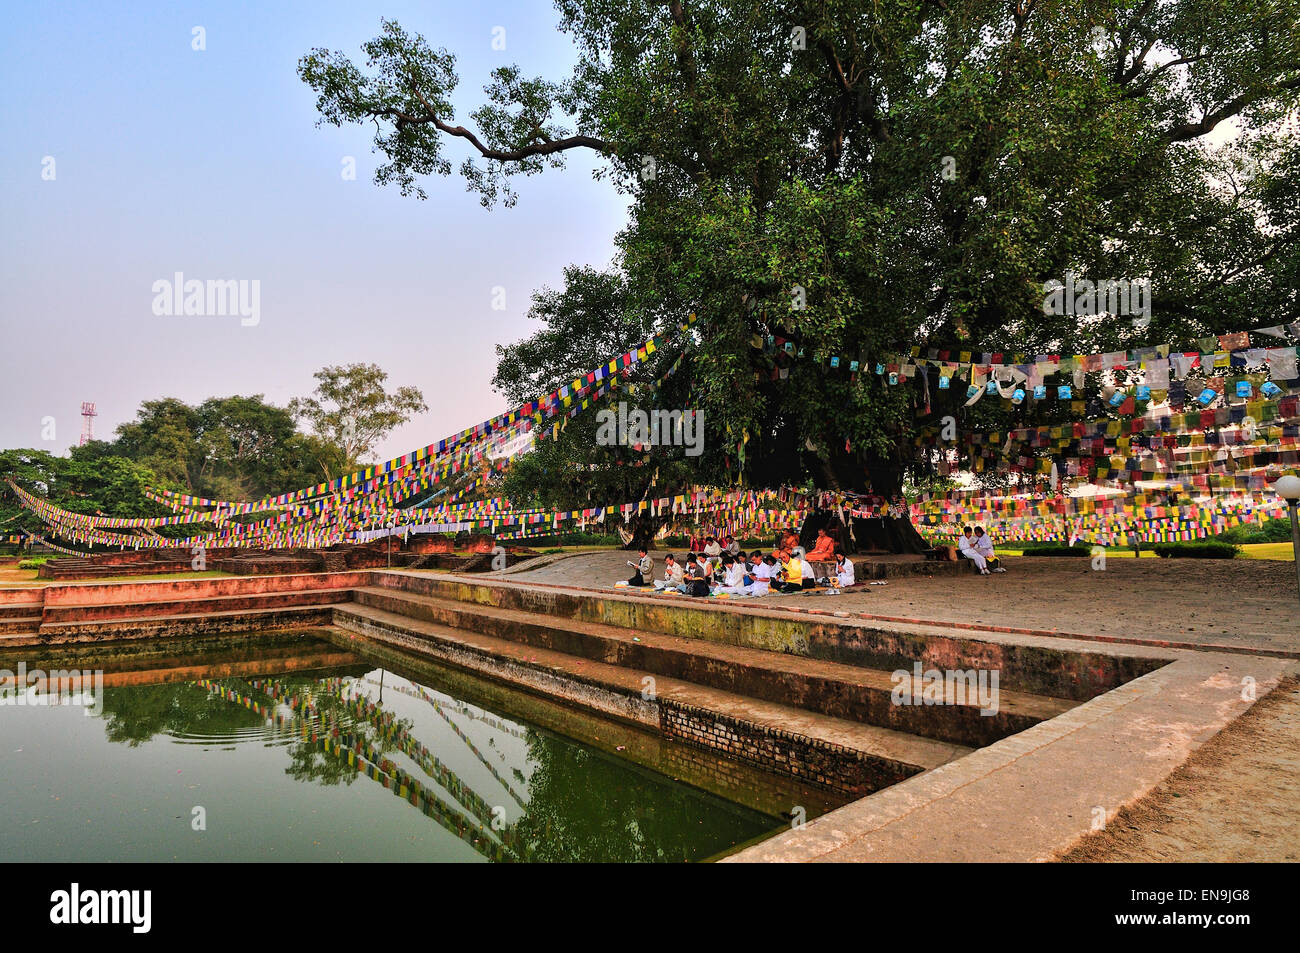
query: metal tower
[{"left": 80, "top": 402, "right": 97, "bottom": 445}]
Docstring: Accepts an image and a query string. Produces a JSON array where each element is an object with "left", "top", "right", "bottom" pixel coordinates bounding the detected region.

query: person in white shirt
[
  {"left": 798, "top": 553, "right": 818, "bottom": 588},
  {"left": 748, "top": 555, "right": 777, "bottom": 595},
  {"left": 702, "top": 536, "right": 723, "bottom": 575},
  {"left": 833, "top": 552, "right": 855, "bottom": 587},
  {"left": 712, "top": 555, "right": 750, "bottom": 595},
  {"left": 958, "top": 526, "right": 989, "bottom": 575},
  {"left": 973, "top": 527, "right": 1005, "bottom": 572},
  {"left": 654, "top": 554, "right": 685, "bottom": 590}
]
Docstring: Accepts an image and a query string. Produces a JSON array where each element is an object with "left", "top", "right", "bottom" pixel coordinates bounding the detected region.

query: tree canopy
[{"left": 300, "top": 1, "right": 1300, "bottom": 518}]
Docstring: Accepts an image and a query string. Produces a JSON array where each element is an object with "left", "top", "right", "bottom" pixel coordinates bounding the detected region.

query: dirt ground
[
  {"left": 504, "top": 550, "right": 1300, "bottom": 655},
  {"left": 0, "top": 567, "right": 37, "bottom": 587},
  {"left": 1059, "top": 677, "right": 1300, "bottom": 862}
]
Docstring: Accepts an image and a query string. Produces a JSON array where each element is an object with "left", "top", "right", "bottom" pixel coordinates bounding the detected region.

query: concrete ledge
[
  {"left": 725, "top": 651, "right": 1294, "bottom": 862},
  {"left": 3, "top": 605, "right": 342, "bottom": 647},
  {"left": 42, "top": 570, "right": 370, "bottom": 607},
  {"left": 353, "top": 585, "right": 1073, "bottom": 748}
]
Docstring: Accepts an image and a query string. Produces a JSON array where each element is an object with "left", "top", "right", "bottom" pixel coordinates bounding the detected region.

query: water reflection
[{"left": 6, "top": 635, "right": 781, "bottom": 862}]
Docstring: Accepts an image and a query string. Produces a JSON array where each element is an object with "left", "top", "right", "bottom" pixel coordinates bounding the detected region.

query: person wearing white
[
  {"left": 799, "top": 555, "right": 817, "bottom": 588},
  {"left": 748, "top": 557, "right": 776, "bottom": 595},
  {"left": 973, "top": 527, "right": 1005, "bottom": 572},
  {"left": 958, "top": 526, "right": 989, "bottom": 574},
  {"left": 712, "top": 557, "right": 750, "bottom": 595},
  {"left": 703, "top": 537, "right": 723, "bottom": 575},
  {"left": 654, "top": 555, "right": 685, "bottom": 590},
  {"left": 833, "top": 553, "right": 855, "bottom": 587}
]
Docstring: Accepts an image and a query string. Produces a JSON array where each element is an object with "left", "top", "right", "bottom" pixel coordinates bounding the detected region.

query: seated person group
[
  {"left": 956, "top": 525, "right": 1004, "bottom": 575},
  {"left": 625, "top": 529, "right": 856, "bottom": 597}
]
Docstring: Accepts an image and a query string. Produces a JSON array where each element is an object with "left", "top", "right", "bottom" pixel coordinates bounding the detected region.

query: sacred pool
[{"left": 0, "top": 631, "right": 845, "bottom": 863}]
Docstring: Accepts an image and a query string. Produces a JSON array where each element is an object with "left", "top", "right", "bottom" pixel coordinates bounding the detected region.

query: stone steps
[
  {"left": 351, "top": 586, "right": 1071, "bottom": 747},
  {"left": 334, "top": 600, "right": 972, "bottom": 796},
  {"left": 38, "top": 560, "right": 194, "bottom": 580},
  {"left": 0, "top": 604, "right": 42, "bottom": 620},
  {"left": 41, "top": 587, "right": 347, "bottom": 624},
  {"left": 0, "top": 616, "right": 42, "bottom": 635},
  {"left": 6, "top": 603, "right": 345, "bottom": 646}
]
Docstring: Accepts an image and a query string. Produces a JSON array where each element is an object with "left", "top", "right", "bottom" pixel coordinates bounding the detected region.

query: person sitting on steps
[
  {"left": 772, "top": 548, "right": 804, "bottom": 592},
  {"left": 833, "top": 551, "right": 855, "bottom": 587},
  {"left": 654, "top": 553, "right": 684, "bottom": 590},
  {"left": 974, "top": 526, "right": 1005, "bottom": 573},
  {"left": 806, "top": 527, "right": 836, "bottom": 562},
  {"left": 626, "top": 547, "right": 653, "bottom": 586},
  {"left": 957, "top": 526, "right": 990, "bottom": 575},
  {"left": 683, "top": 553, "right": 711, "bottom": 596}
]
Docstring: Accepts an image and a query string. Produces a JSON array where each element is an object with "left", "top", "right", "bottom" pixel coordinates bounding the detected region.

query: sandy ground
[
  {"left": 1059, "top": 677, "right": 1300, "bottom": 862},
  {"left": 503, "top": 550, "right": 1300, "bottom": 655},
  {"left": 0, "top": 567, "right": 37, "bottom": 587}
]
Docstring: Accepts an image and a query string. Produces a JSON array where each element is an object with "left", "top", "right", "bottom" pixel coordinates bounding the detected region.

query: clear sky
[{"left": 0, "top": 0, "right": 629, "bottom": 462}]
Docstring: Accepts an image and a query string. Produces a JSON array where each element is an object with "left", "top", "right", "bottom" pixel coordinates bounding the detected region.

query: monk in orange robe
[{"left": 806, "top": 527, "right": 836, "bottom": 562}]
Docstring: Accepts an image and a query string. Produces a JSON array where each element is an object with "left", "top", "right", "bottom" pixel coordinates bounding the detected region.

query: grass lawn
[
  {"left": 999, "top": 542, "right": 1293, "bottom": 561},
  {"left": 1238, "top": 542, "right": 1296, "bottom": 561}
]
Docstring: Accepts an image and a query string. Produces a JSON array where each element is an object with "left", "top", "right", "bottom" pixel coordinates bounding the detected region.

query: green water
[{"left": 0, "top": 634, "right": 785, "bottom": 862}]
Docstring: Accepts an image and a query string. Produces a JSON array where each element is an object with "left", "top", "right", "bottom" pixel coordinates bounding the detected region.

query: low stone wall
[
  {"left": 212, "top": 556, "right": 323, "bottom": 575},
  {"left": 42, "top": 587, "right": 347, "bottom": 623},
  {"left": 373, "top": 573, "right": 1163, "bottom": 701},
  {"left": 42, "top": 571, "right": 369, "bottom": 608},
  {"left": 17, "top": 606, "right": 339, "bottom": 647},
  {"left": 659, "top": 699, "right": 913, "bottom": 796},
  {"left": 0, "top": 588, "right": 44, "bottom": 608}
]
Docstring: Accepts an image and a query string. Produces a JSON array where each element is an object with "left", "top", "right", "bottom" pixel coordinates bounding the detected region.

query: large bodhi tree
[{"left": 299, "top": 1, "right": 1300, "bottom": 548}]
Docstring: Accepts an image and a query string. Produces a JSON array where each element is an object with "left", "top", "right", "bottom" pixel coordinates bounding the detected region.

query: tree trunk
[
  {"left": 619, "top": 513, "right": 664, "bottom": 550},
  {"left": 796, "top": 511, "right": 930, "bottom": 555},
  {"left": 798, "top": 449, "right": 932, "bottom": 555}
]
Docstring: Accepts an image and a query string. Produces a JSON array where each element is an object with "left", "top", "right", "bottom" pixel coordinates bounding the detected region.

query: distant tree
[
  {"left": 289, "top": 363, "right": 429, "bottom": 479},
  {"left": 0, "top": 448, "right": 164, "bottom": 542},
  {"left": 104, "top": 394, "right": 328, "bottom": 500}
]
